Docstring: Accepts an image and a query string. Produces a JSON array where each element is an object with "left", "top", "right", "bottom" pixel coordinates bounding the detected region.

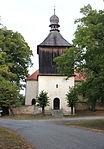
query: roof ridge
[{"left": 26, "top": 69, "right": 85, "bottom": 81}]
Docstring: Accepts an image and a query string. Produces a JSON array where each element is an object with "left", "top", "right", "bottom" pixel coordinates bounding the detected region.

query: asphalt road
[{"left": 0, "top": 117, "right": 104, "bottom": 149}]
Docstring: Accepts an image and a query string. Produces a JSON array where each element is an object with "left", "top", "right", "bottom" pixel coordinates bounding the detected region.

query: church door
[
  {"left": 53, "top": 98, "right": 60, "bottom": 110},
  {"left": 31, "top": 98, "right": 36, "bottom": 105}
]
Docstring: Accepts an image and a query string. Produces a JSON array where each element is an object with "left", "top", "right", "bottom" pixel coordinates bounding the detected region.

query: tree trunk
[
  {"left": 71, "top": 106, "right": 74, "bottom": 115},
  {"left": 9, "top": 106, "right": 15, "bottom": 117},
  {"left": 90, "top": 102, "right": 96, "bottom": 112},
  {"left": 91, "top": 105, "right": 96, "bottom": 112},
  {"left": 42, "top": 106, "right": 45, "bottom": 117}
]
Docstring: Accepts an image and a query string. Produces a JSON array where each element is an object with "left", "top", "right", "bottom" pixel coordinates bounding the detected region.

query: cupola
[{"left": 49, "top": 8, "right": 60, "bottom": 31}]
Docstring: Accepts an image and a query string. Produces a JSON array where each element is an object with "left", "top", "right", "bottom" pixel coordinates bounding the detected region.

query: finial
[
  {"left": 49, "top": 6, "right": 60, "bottom": 32},
  {"left": 54, "top": 5, "right": 56, "bottom": 15}
]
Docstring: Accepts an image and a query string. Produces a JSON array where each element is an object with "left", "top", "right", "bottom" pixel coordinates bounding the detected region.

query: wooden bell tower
[{"left": 37, "top": 10, "right": 71, "bottom": 75}]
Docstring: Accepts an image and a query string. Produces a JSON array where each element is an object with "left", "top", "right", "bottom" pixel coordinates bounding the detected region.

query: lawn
[
  {"left": 60, "top": 119, "right": 104, "bottom": 131},
  {"left": 0, "top": 126, "right": 33, "bottom": 149}
]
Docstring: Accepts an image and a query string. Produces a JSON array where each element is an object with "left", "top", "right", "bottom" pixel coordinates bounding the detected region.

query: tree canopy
[
  {"left": 0, "top": 51, "right": 19, "bottom": 114},
  {"left": 0, "top": 28, "right": 33, "bottom": 86},
  {"left": 66, "top": 86, "right": 79, "bottom": 115},
  {"left": 54, "top": 4, "right": 104, "bottom": 77},
  {"left": 54, "top": 4, "right": 104, "bottom": 109},
  {"left": 36, "top": 90, "right": 49, "bottom": 116},
  {"left": 0, "top": 26, "right": 33, "bottom": 113}
]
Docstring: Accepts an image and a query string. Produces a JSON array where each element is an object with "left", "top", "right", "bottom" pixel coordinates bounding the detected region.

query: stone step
[{"left": 51, "top": 110, "right": 63, "bottom": 117}]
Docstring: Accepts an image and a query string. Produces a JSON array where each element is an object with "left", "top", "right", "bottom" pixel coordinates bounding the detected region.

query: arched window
[
  {"left": 53, "top": 98, "right": 60, "bottom": 110},
  {"left": 31, "top": 98, "right": 36, "bottom": 105}
]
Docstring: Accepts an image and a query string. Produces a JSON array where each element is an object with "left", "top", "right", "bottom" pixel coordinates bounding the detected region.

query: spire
[
  {"left": 54, "top": 5, "right": 55, "bottom": 15},
  {"left": 49, "top": 7, "right": 60, "bottom": 32}
]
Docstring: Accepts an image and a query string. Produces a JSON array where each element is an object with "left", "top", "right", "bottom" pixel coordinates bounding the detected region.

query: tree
[
  {"left": 0, "top": 25, "right": 33, "bottom": 114},
  {"left": 0, "top": 76, "right": 20, "bottom": 115},
  {"left": 73, "top": 4, "right": 104, "bottom": 77},
  {"left": 77, "top": 74, "right": 104, "bottom": 111},
  {"left": 0, "top": 28, "right": 33, "bottom": 87},
  {"left": 36, "top": 91, "right": 49, "bottom": 116},
  {"left": 0, "top": 52, "right": 20, "bottom": 115},
  {"left": 55, "top": 4, "right": 104, "bottom": 77},
  {"left": 54, "top": 4, "right": 104, "bottom": 107},
  {"left": 66, "top": 87, "right": 79, "bottom": 115},
  {"left": 54, "top": 48, "right": 74, "bottom": 78}
]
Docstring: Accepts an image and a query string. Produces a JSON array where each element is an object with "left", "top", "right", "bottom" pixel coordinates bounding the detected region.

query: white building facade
[{"left": 25, "top": 12, "right": 76, "bottom": 115}]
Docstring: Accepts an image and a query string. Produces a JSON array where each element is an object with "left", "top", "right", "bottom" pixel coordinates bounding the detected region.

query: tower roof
[
  {"left": 38, "top": 31, "right": 71, "bottom": 47},
  {"left": 37, "top": 10, "right": 72, "bottom": 53}
]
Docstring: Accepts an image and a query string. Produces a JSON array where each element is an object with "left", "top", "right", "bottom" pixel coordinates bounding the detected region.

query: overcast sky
[{"left": 0, "top": 0, "right": 104, "bottom": 75}]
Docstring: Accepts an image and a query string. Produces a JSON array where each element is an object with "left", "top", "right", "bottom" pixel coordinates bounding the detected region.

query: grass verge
[
  {"left": 60, "top": 119, "right": 104, "bottom": 132},
  {"left": 1, "top": 114, "right": 56, "bottom": 120},
  {"left": 0, "top": 126, "right": 33, "bottom": 149}
]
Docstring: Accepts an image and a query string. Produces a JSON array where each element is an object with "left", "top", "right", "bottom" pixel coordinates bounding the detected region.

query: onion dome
[
  {"left": 37, "top": 8, "right": 72, "bottom": 53},
  {"left": 49, "top": 9, "right": 60, "bottom": 31}
]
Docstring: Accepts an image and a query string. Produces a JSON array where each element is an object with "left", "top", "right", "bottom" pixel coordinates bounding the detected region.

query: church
[{"left": 25, "top": 11, "right": 84, "bottom": 115}]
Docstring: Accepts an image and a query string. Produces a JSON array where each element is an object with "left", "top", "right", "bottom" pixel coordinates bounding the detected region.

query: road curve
[{"left": 0, "top": 118, "right": 104, "bottom": 149}]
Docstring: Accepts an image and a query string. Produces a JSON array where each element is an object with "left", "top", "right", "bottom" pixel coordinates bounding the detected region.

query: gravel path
[{"left": 0, "top": 117, "right": 104, "bottom": 149}]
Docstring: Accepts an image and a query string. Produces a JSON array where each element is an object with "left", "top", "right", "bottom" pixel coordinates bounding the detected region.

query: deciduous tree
[
  {"left": 0, "top": 26, "right": 33, "bottom": 114},
  {"left": 54, "top": 4, "right": 104, "bottom": 109},
  {"left": 66, "top": 87, "right": 79, "bottom": 115},
  {"left": 0, "top": 28, "right": 33, "bottom": 87},
  {"left": 36, "top": 90, "right": 49, "bottom": 116}
]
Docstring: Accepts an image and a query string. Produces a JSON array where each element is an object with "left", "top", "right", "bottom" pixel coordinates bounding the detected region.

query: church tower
[
  {"left": 25, "top": 10, "right": 84, "bottom": 115},
  {"left": 37, "top": 10, "right": 71, "bottom": 75},
  {"left": 37, "top": 10, "right": 74, "bottom": 115}
]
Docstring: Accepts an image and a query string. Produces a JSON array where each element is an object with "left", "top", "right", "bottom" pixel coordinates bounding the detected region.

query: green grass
[
  {"left": 0, "top": 126, "right": 33, "bottom": 149},
  {"left": 61, "top": 119, "right": 104, "bottom": 131}
]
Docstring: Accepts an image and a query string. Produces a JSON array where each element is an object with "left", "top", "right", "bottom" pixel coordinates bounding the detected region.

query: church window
[{"left": 56, "top": 84, "right": 58, "bottom": 88}]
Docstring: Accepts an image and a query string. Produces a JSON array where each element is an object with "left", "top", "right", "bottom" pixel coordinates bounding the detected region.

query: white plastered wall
[
  {"left": 38, "top": 75, "right": 74, "bottom": 114},
  {"left": 25, "top": 80, "right": 38, "bottom": 105}
]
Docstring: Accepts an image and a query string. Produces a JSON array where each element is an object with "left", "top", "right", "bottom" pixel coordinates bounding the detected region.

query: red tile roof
[
  {"left": 26, "top": 69, "right": 85, "bottom": 81},
  {"left": 26, "top": 70, "right": 39, "bottom": 80},
  {"left": 74, "top": 71, "right": 85, "bottom": 81}
]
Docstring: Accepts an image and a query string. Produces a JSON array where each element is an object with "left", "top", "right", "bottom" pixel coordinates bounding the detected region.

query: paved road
[{"left": 0, "top": 117, "right": 104, "bottom": 149}]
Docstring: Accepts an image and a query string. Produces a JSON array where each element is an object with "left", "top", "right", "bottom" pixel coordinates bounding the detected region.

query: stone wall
[
  {"left": 10, "top": 103, "right": 104, "bottom": 116},
  {"left": 76, "top": 102, "right": 104, "bottom": 111},
  {"left": 11, "top": 105, "right": 41, "bottom": 115},
  {"left": 96, "top": 103, "right": 104, "bottom": 110},
  {"left": 76, "top": 102, "right": 89, "bottom": 111}
]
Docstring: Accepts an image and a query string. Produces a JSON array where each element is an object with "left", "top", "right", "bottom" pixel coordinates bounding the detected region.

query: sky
[{"left": 0, "top": 0, "right": 104, "bottom": 75}]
